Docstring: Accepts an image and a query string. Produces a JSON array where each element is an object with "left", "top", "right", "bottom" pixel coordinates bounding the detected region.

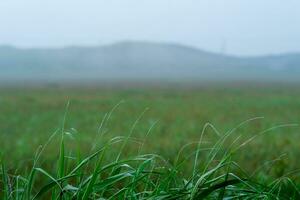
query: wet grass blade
[
  {"left": 1, "top": 161, "right": 9, "bottom": 200},
  {"left": 82, "top": 145, "right": 107, "bottom": 200}
]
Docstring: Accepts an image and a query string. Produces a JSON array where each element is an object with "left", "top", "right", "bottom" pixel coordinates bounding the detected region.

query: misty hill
[{"left": 1, "top": 41, "right": 300, "bottom": 83}]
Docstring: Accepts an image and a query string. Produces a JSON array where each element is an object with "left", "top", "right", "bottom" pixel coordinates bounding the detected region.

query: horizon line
[{"left": 0, "top": 40, "right": 299, "bottom": 58}]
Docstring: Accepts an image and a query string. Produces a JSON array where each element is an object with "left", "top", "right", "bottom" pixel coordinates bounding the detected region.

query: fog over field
[
  {"left": 1, "top": 1, "right": 299, "bottom": 85},
  {"left": 1, "top": 41, "right": 300, "bottom": 83},
  {"left": 2, "top": 1, "right": 300, "bottom": 199}
]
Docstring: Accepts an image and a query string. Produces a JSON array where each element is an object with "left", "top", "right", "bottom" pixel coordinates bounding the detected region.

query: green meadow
[{"left": 1, "top": 85, "right": 300, "bottom": 199}]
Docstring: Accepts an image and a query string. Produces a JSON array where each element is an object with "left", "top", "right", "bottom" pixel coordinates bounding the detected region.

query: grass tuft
[{"left": 1, "top": 111, "right": 299, "bottom": 199}]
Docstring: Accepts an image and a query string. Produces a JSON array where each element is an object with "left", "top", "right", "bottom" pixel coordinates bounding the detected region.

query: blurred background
[
  {"left": 1, "top": 0, "right": 300, "bottom": 84},
  {"left": 0, "top": 0, "right": 300, "bottom": 180}
]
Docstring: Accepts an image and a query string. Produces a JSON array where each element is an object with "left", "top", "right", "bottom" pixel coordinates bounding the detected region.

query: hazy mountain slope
[{"left": 0, "top": 41, "right": 299, "bottom": 82}]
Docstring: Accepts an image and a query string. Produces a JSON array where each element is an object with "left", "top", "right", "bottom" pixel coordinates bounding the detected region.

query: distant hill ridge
[{"left": 0, "top": 41, "right": 300, "bottom": 82}]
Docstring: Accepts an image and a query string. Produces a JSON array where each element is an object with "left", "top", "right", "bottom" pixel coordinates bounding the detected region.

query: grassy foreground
[
  {"left": 1, "top": 86, "right": 300, "bottom": 199},
  {"left": 1, "top": 117, "right": 299, "bottom": 199}
]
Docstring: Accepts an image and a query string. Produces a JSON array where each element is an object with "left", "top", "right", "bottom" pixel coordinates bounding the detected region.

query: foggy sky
[{"left": 1, "top": 0, "right": 299, "bottom": 56}]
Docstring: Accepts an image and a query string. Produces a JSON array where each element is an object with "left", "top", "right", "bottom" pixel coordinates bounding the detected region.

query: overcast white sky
[{"left": 0, "top": 0, "right": 299, "bottom": 56}]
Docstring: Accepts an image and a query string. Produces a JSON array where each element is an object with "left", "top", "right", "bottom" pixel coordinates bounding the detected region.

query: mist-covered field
[
  {"left": 1, "top": 85, "right": 300, "bottom": 199},
  {"left": 2, "top": 0, "right": 300, "bottom": 198}
]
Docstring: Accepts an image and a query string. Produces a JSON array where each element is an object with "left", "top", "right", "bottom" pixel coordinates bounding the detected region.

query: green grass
[
  {"left": 1, "top": 116, "right": 299, "bottom": 199},
  {"left": 1, "top": 85, "right": 300, "bottom": 199}
]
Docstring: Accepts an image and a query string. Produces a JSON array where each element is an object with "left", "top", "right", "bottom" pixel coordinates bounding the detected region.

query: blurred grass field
[{"left": 1, "top": 85, "right": 300, "bottom": 181}]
